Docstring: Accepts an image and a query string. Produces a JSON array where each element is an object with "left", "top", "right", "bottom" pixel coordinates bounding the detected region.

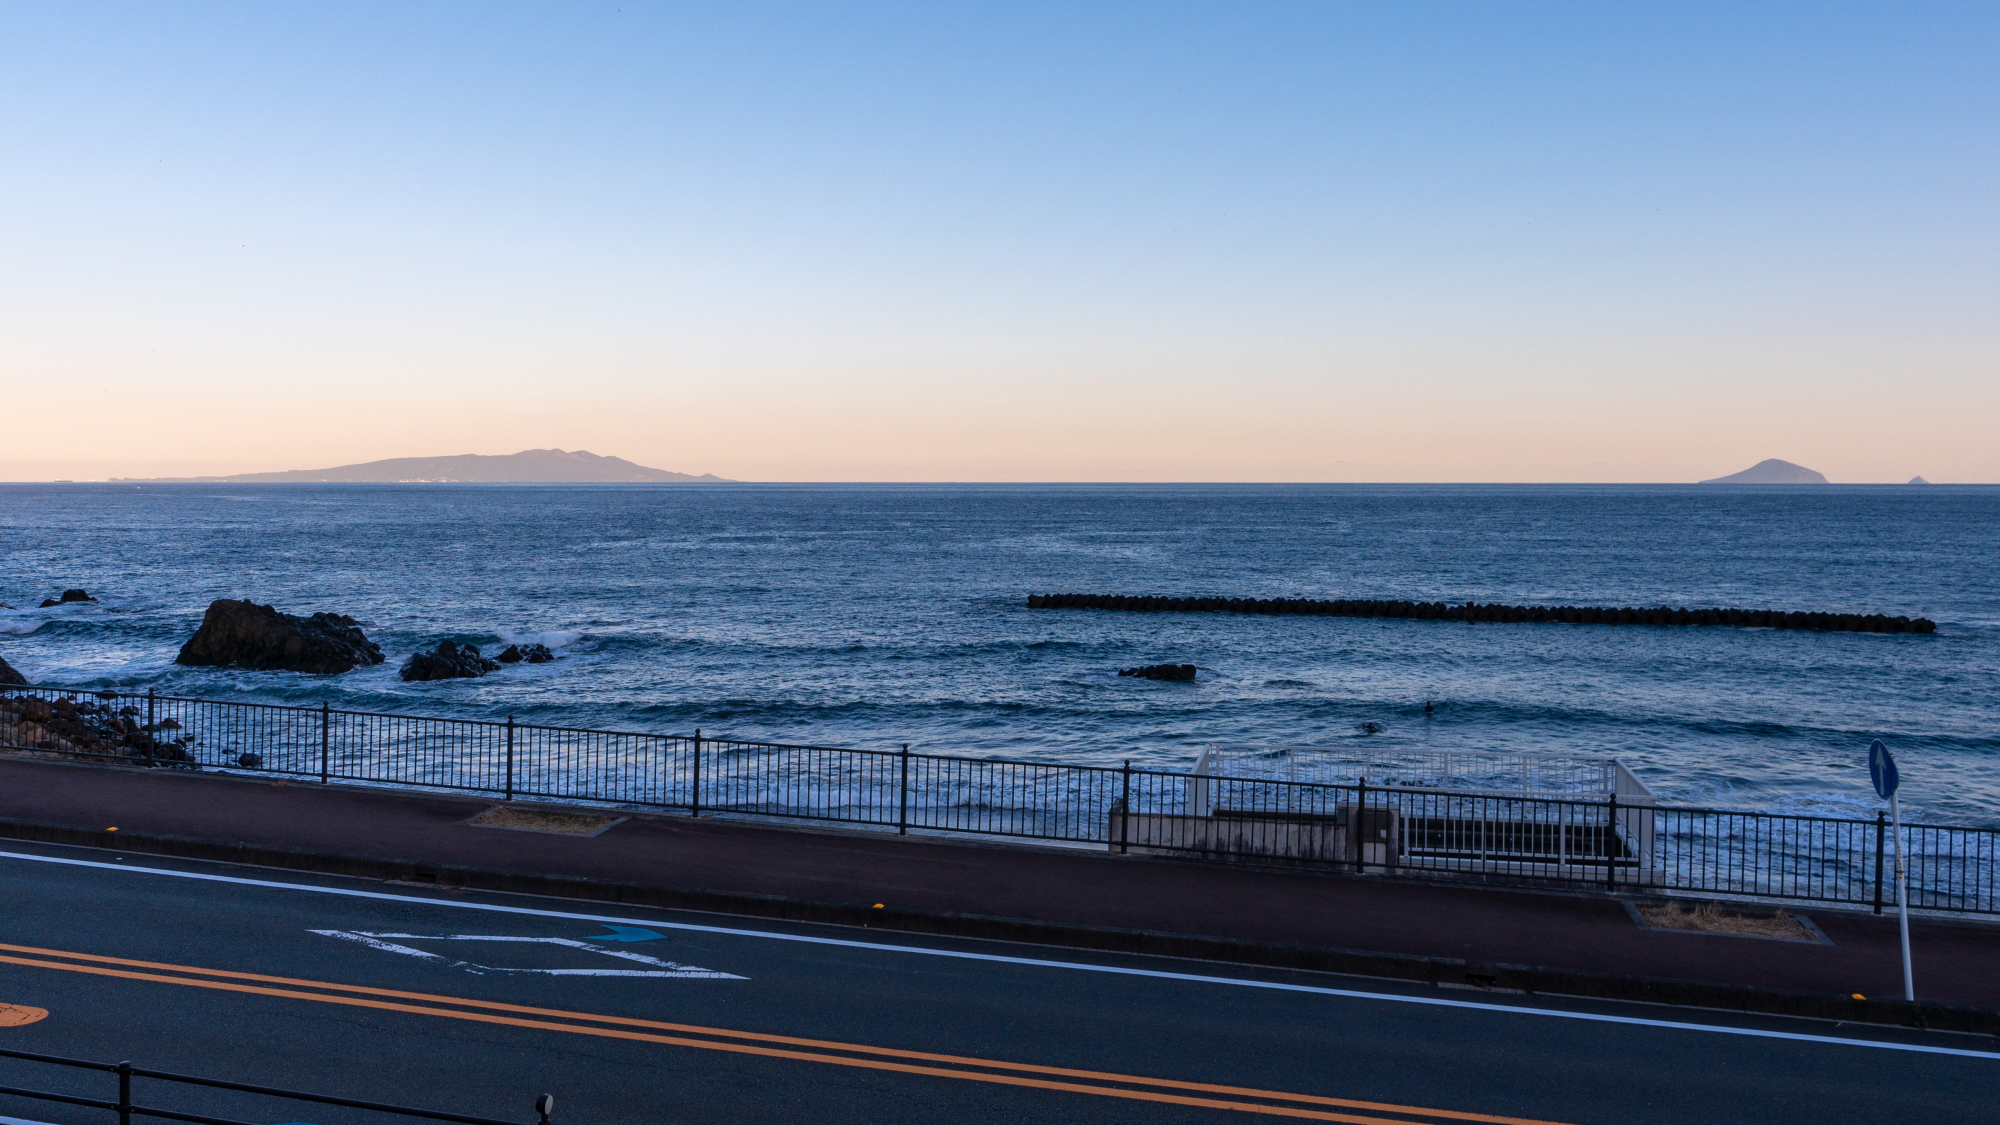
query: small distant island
[
  {"left": 115, "top": 449, "right": 732, "bottom": 484},
  {"left": 1698, "top": 458, "right": 1829, "bottom": 485}
]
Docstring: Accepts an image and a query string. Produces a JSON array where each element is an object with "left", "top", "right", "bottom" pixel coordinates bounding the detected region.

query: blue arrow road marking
[{"left": 590, "top": 925, "right": 667, "bottom": 943}]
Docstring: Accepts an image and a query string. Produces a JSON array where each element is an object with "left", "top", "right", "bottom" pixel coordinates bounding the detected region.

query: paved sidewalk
[{"left": 1, "top": 755, "right": 1994, "bottom": 1021}]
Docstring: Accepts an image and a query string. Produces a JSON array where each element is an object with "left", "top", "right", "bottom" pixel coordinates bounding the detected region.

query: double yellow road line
[{"left": 0, "top": 941, "right": 1570, "bottom": 1124}]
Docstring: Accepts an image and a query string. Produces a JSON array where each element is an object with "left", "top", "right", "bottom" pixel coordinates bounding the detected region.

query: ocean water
[{"left": 2, "top": 483, "right": 1996, "bottom": 825}]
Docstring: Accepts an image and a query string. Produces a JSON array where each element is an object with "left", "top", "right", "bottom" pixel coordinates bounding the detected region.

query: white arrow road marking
[{"left": 309, "top": 931, "right": 745, "bottom": 978}]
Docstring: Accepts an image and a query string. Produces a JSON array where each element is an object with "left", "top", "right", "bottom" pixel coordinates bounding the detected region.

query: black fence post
[
  {"left": 1874, "top": 811, "right": 1887, "bottom": 915},
  {"left": 145, "top": 689, "right": 155, "bottom": 735},
  {"left": 1118, "top": 760, "right": 1132, "bottom": 854},
  {"left": 898, "top": 744, "right": 910, "bottom": 836},
  {"left": 1355, "top": 777, "right": 1367, "bottom": 873},
  {"left": 505, "top": 716, "right": 516, "bottom": 801},
  {"left": 1605, "top": 791, "right": 1619, "bottom": 891},
  {"left": 318, "top": 701, "right": 331, "bottom": 784},
  {"left": 116, "top": 1060, "right": 132, "bottom": 1125},
  {"left": 691, "top": 728, "right": 702, "bottom": 818}
]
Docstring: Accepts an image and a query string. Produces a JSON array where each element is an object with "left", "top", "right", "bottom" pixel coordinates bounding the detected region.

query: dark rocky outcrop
[
  {"left": 400, "top": 640, "right": 502, "bottom": 682},
  {"left": 38, "top": 589, "right": 96, "bottom": 608},
  {"left": 1118, "top": 663, "right": 1198, "bottom": 682},
  {"left": 1030, "top": 594, "right": 1937, "bottom": 635},
  {"left": 0, "top": 654, "right": 27, "bottom": 687},
  {"left": 496, "top": 643, "right": 556, "bottom": 664},
  {"left": 175, "top": 599, "right": 385, "bottom": 674}
]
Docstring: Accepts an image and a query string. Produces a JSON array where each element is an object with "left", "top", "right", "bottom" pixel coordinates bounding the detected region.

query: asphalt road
[{"left": 0, "top": 841, "right": 1992, "bottom": 1125}]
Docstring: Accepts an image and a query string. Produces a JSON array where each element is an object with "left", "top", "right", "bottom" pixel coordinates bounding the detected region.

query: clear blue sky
[{"left": 3, "top": 2, "right": 1995, "bottom": 481}]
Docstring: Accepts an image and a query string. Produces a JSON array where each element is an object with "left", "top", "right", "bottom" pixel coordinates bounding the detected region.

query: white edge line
[{"left": 5, "top": 848, "right": 1996, "bottom": 1061}]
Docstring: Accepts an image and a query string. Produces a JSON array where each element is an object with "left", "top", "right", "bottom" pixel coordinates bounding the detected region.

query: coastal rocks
[
  {"left": 38, "top": 589, "right": 96, "bottom": 608},
  {"left": 496, "top": 643, "right": 556, "bottom": 664},
  {"left": 400, "top": 640, "right": 502, "bottom": 682},
  {"left": 175, "top": 599, "right": 386, "bottom": 674},
  {"left": 0, "top": 692, "right": 194, "bottom": 763},
  {"left": 1119, "top": 664, "right": 1197, "bottom": 682},
  {"left": 0, "top": 654, "right": 27, "bottom": 687}
]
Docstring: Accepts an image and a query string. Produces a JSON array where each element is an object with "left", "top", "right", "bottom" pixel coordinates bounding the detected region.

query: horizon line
[{"left": 3, "top": 479, "right": 1990, "bottom": 488}]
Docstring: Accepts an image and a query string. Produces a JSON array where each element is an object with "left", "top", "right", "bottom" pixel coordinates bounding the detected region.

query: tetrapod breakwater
[{"left": 1026, "top": 594, "right": 1937, "bottom": 634}]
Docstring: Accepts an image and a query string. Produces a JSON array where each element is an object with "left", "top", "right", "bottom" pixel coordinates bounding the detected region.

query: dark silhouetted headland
[
  {"left": 1698, "top": 458, "right": 1829, "bottom": 484},
  {"left": 116, "top": 449, "right": 731, "bottom": 484}
]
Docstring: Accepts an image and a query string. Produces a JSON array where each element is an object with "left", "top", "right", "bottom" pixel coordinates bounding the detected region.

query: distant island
[
  {"left": 1698, "top": 459, "right": 1829, "bottom": 485},
  {"left": 115, "top": 449, "right": 733, "bottom": 484}
]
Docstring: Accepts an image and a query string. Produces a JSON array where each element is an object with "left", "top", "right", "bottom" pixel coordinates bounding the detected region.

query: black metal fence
[
  {"left": 0, "top": 1045, "right": 545, "bottom": 1125},
  {"left": 2, "top": 685, "right": 1994, "bottom": 915}
]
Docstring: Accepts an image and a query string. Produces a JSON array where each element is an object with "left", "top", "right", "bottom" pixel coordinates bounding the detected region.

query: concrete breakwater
[{"left": 1027, "top": 594, "right": 1937, "bottom": 634}]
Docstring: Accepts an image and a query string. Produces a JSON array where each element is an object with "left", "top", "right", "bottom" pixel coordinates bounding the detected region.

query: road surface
[{"left": 0, "top": 840, "right": 1992, "bottom": 1125}]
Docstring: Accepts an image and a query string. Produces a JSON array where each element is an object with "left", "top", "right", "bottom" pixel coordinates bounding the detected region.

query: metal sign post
[{"left": 1868, "top": 739, "right": 1914, "bottom": 1002}]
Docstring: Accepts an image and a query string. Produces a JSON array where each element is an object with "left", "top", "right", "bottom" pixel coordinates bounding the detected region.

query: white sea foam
[
  {"left": 497, "top": 628, "right": 584, "bottom": 650},
  {"left": 0, "top": 611, "right": 45, "bottom": 635}
]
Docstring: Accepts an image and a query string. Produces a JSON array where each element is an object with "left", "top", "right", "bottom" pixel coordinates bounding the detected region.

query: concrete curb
[{"left": 2, "top": 815, "right": 1992, "bottom": 1038}]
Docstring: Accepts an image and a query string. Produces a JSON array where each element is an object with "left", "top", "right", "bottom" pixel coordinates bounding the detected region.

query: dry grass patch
[
  {"left": 1634, "top": 900, "right": 1818, "bottom": 941},
  {"left": 467, "top": 806, "right": 621, "bottom": 836}
]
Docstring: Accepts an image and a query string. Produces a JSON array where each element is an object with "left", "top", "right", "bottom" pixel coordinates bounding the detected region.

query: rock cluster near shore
[
  {"left": 1029, "top": 594, "right": 1938, "bottom": 634},
  {"left": 400, "top": 641, "right": 503, "bottom": 682},
  {"left": 0, "top": 655, "right": 27, "bottom": 687},
  {"left": 400, "top": 640, "right": 561, "bottom": 681},
  {"left": 1119, "top": 664, "right": 1197, "bottom": 682},
  {"left": 37, "top": 589, "right": 96, "bottom": 608},
  {"left": 175, "top": 599, "right": 386, "bottom": 674},
  {"left": 0, "top": 692, "right": 193, "bottom": 763}
]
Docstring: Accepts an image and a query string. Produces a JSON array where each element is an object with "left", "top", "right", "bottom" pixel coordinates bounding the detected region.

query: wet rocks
[
  {"left": 0, "top": 654, "right": 27, "bottom": 687},
  {"left": 38, "top": 589, "right": 96, "bottom": 608},
  {"left": 400, "top": 640, "right": 502, "bottom": 682},
  {"left": 175, "top": 600, "right": 385, "bottom": 674},
  {"left": 0, "top": 692, "right": 193, "bottom": 763},
  {"left": 1118, "top": 663, "right": 1197, "bottom": 682},
  {"left": 496, "top": 643, "right": 556, "bottom": 664}
]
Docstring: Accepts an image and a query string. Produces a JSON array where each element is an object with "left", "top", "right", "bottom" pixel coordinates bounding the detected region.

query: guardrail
[
  {"left": 2, "top": 686, "right": 1994, "bottom": 915},
  {"left": 0, "top": 1045, "right": 548, "bottom": 1125}
]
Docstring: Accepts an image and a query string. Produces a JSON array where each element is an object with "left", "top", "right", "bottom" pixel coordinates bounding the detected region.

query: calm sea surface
[{"left": 2, "top": 483, "right": 1995, "bottom": 824}]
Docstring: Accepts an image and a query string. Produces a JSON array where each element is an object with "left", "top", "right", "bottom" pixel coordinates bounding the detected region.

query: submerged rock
[
  {"left": 496, "top": 643, "right": 556, "bottom": 664},
  {"left": 1118, "top": 663, "right": 1198, "bottom": 682},
  {"left": 0, "top": 653, "right": 27, "bottom": 686},
  {"left": 38, "top": 588, "right": 97, "bottom": 608},
  {"left": 175, "top": 599, "right": 385, "bottom": 675},
  {"left": 400, "top": 640, "right": 502, "bottom": 682}
]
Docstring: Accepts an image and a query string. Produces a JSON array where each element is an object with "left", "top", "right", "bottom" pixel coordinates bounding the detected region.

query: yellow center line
[{"left": 0, "top": 943, "right": 1573, "bottom": 1125}]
